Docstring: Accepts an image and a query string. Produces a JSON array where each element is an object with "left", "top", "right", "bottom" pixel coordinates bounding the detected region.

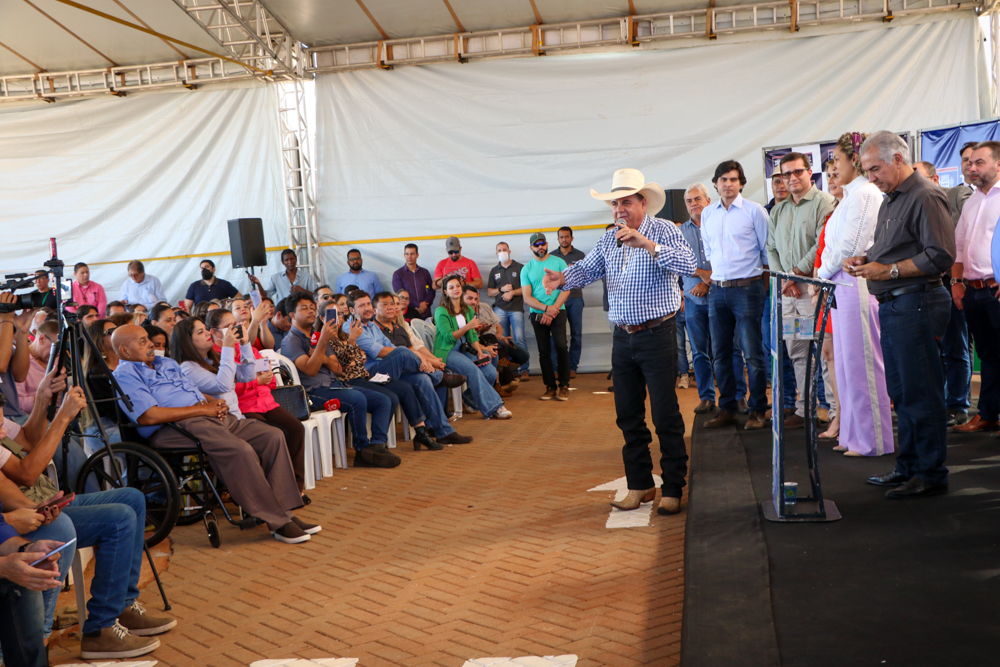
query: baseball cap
[
  {"left": 529, "top": 232, "right": 547, "bottom": 245},
  {"left": 445, "top": 236, "right": 461, "bottom": 252}
]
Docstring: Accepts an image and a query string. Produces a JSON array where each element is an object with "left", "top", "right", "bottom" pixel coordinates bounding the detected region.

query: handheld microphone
[{"left": 615, "top": 219, "right": 625, "bottom": 248}]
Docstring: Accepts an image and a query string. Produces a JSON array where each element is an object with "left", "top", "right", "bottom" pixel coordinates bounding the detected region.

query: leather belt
[
  {"left": 619, "top": 313, "right": 674, "bottom": 334},
  {"left": 711, "top": 275, "right": 762, "bottom": 288},
  {"left": 874, "top": 279, "right": 944, "bottom": 304},
  {"left": 965, "top": 277, "right": 997, "bottom": 290}
]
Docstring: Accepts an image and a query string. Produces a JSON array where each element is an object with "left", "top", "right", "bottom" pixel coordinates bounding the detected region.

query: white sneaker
[
  {"left": 677, "top": 375, "right": 690, "bottom": 389},
  {"left": 491, "top": 406, "right": 513, "bottom": 420}
]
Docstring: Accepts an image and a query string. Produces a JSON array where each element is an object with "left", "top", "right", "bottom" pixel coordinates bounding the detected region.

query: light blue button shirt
[
  {"left": 678, "top": 219, "right": 711, "bottom": 305},
  {"left": 351, "top": 321, "right": 392, "bottom": 373},
  {"left": 266, "top": 270, "right": 317, "bottom": 302},
  {"left": 334, "top": 269, "right": 383, "bottom": 297},
  {"left": 120, "top": 274, "right": 167, "bottom": 310},
  {"left": 699, "top": 194, "right": 770, "bottom": 282},
  {"left": 113, "top": 357, "right": 206, "bottom": 438},
  {"left": 180, "top": 344, "right": 256, "bottom": 419}
]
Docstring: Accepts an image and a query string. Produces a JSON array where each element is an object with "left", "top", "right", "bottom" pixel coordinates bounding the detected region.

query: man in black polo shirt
[
  {"left": 486, "top": 241, "right": 529, "bottom": 380},
  {"left": 184, "top": 259, "right": 240, "bottom": 312},
  {"left": 845, "top": 131, "right": 956, "bottom": 499}
]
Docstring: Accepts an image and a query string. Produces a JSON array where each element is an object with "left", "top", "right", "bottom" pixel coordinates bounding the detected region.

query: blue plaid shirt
[{"left": 562, "top": 216, "right": 697, "bottom": 326}]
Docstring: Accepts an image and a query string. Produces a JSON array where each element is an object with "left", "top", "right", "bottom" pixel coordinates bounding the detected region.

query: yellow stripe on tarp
[{"left": 84, "top": 224, "right": 611, "bottom": 267}]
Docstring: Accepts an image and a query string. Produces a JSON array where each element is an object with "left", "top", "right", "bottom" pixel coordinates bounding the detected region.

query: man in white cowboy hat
[{"left": 542, "top": 168, "right": 697, "bottom": 517}]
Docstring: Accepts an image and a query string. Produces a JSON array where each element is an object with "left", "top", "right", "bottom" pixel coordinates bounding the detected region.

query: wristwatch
[
  {"left": 889, "top": 263, "right": 899, "bottom": 280},
  {"left": 649, "top": 243, "right": 662, "bottom": 259},
  {"left": 17, "top": 541, "right": 34, "bottom": 554},
  {"left": 951, "top": 278, "right": 964, "bottom": 286}
]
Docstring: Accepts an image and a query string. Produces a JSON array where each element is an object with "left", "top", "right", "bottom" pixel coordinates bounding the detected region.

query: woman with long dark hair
[
  {"left": 81, "top": 318, "right": 122, "bottom": 453},
  {"left": 433, "top": 275, "right": 511, "bottom": 419}
]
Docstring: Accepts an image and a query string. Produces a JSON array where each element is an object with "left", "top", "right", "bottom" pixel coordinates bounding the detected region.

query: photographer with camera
[{"left": 0, "top": 290, "right": 36, "bottom": 425}]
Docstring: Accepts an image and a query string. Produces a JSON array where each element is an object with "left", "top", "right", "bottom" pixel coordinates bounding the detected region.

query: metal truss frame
[
  {"left": 275, "top": 78, "right": 321, "bottom": 281},
  {"left": 307, "top": 0, "right": 979, "bottom": 73}
]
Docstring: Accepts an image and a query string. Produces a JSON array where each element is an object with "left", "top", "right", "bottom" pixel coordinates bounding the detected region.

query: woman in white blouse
[{"left": 817, "top": 132, "right": 895, "bottom": 457}]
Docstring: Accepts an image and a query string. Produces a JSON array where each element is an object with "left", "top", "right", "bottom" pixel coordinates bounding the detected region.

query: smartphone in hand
[
  {"left": 326, "top": 308, "right": 338, "bottom": 324},
  {"left": 250, "top": 289, "right": 262, "bottom": 308}
]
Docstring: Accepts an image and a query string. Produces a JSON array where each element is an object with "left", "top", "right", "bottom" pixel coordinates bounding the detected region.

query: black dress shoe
[
  {"left": 867, "top": 470, "right": 911, "bottom": 487},
  {"left": 413, "top": 426, "right": 443, "bottom": 451},
  {"left": 885, "top": 477, "right": 948, "bottom": 499},
  {"left": 437, "top": 373, "right": 467, "bottom": 389},
  {"left": 693, "top": 399, "right": 715, "bottom": 414}
]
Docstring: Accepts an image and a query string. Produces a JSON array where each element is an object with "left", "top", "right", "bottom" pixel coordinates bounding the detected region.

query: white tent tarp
[{"left": 315, "top": 15, "right": 986, "bottom": 371}]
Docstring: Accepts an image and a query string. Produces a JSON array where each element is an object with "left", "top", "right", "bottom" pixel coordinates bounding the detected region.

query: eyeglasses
[
  {"left": 781, "top": 168, "right": 810, "bottom": 180},
  {"left": 448, "top": 250, "right": 461, "bottom": 255},
  {"left": 103, "top": 327, "right": 116, "bottom": 336},
  {"left": 532, "top": 242, "right": 547, "bottom": 248}
]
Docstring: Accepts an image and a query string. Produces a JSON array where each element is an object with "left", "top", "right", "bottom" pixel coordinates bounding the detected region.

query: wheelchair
[{"left": 75, "top": 409, "right": 263, "bottom": 549}]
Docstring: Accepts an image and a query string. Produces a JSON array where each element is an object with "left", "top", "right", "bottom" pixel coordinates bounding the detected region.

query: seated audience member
[
  {"left": 27, "top": 271, "right": 57, "bottom": 310},
  {"left": 71, "top": 262, "right": 107, "bottom": 316},
  {"left": 334, "top": 249, "right": 383, "bottom": 296},
  {"left": 462, "top": 285, "right": 528, "bottom": 392},
  {"left": 387, "top": 293, "right": 468, "bottom": 403},
  {"left": 352, "top": 291, "right": 471, "bottom": 448},
  {"left": 262, "top": 249, "right": 316, "bottom": 302},
  {"left": 397, "top": 289, "right": 423, "bottom": 322},
  {"left": 120, "top": 261, "right": 166, "bottom": 311},
  {"left": 392, "top": 244, "right": 435, "bottom": 320},
  {"left": 108, "top": 312, "right": 134, "bottom": 328},
  {"left": 111, "top": 325, "right": 317, "bottom": 544},
  {"left": 434, "top": 237, "right": 483, "bottom": 289},
  {"left": 190, "top": 301, "right": 215, "bottom": 321},
  {"left": 76, "top": 304, "right": 100, "bottom": 326},
  {"left": 280, "top": 292, "right": 399, "bottom": 468},
  {"left": 434, "top": 275, "right": 511, "bottom": 419},
  {"left": 82, "top": 319, "right": 124, "bottom": 453},
  {"left": 15, "top": 321, "right": 58, "bottom": 414},
  {"left": 28, "top": 309, "right": 56, "bottom": 338},
  {"left": 149, "top": 303, "right": 176, "bottom": 339},
  {"left": 0, "top": 296, "right": 32, "bottom": 426},
  {"left": 521, "top": 233, "right": 570, "bottom": 401},
  {"left": 332, "top": 293, "right": 349, "bottom": 320},
  {"left": 230, "top": 297, "right": 274, "bottom": 351},
  {"left": 128, "top": 304, "right": 147, "bottom": 316},
  {"left": 105, "top": 300, "right": 127, "bottom": 317},
  {"left": 143, "top": 324, "right": 169, "bottom": 356},
  {"left": 201, "top": 308, "right": 307, "bottom": 494},
  {"left": 184, "top": 259, "right": 240, "bottom": 313},
  {"left": 0, "top": 506, "right": 64, "bottom": 667},
  {"left": 0, "top": 375, "right": 176, "bottom": 659},
  {"left": 264, "top": 298, "right": 290, "bottom": 352},
  {"left": 315, "top": 285, "right": 336, "bottom": 311}
]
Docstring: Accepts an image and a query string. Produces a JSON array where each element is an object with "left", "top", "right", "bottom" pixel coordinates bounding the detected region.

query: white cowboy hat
[{"left": 590, "top": 168, "right": 666, "bottom": 215}]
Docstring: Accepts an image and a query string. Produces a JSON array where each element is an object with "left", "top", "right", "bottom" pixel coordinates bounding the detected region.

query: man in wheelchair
[{"left": 110, "top": 325, "right": 319, "bottom": 545}]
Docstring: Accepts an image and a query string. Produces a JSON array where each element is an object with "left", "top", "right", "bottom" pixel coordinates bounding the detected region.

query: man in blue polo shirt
[
  {"left": 111, "top": 324, "right": 316, "bottom": 544},
  {"left": 184, "top": 259, "right": 240, "bottom": 312},
  {"left": 348, "top": 290, "right": 472, "bottom": 448},
  {"left": 335, "top": 249, "right": 383, "bottom": 296}
]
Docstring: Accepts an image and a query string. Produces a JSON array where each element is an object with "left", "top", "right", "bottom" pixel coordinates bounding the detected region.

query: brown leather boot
[
  {"left": 704, "top": 411, "right": 737, "bottom": 429},
  {"left": 610, "top": 488, "right": 655, "bottom": 510}
]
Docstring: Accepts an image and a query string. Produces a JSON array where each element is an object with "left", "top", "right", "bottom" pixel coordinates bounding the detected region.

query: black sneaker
[
  {"left": 355, "top": 443, "right": 402, "bottom": 468},
  {"left": 272, "top": 521, "right": 310, "bottom": 544},
  {"left": 291, "top": 516, "right": 322, "bottom": 534}
]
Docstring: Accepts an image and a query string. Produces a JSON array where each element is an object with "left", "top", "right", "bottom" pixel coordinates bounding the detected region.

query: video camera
[{"left": 0, "top": 273, "right": 52, "bottom": 313}]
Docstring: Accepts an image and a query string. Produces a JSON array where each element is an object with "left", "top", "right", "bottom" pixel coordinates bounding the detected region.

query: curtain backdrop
[
  {"left": 0, "top": 85, "right": 285, "bottom": 306},
  {"left": 314, "top": 14, "right": 986, "bottom": 371}
]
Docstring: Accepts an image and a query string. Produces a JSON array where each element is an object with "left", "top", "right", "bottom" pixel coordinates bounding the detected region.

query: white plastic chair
[
  {"left": 46, "top": 462, "right": 88, "bottom": 615},
  {"left": 301, "top": 416, "right": 321, "bottom": 490},
  {"left": 275, "top": 353, "right": 345, "bottom": 475}
]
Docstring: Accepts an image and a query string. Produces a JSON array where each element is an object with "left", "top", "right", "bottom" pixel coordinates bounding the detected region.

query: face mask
[
  {"left": 153, "top": 349, "right": 165, "bottom": 357},
  {"left": 497, "top": 252, "right": 509, "bottom": 263},
  {"left": 201, "top": 268, "right": 213, "bottom": 280}
]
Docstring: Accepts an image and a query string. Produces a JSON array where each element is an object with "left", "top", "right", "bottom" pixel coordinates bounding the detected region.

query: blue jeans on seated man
[
  {"left": 445, "top": 344, "right": 503, "bottom": 418},
  {"left": 708, "top": 281, "right": 768, "bottom": 413},
  {"left": 0, "top": 576, "right": 47, "bottom": 667},
  {"left": 28, "top": 487, "right": 145, "bottom": 636},
  {"left": 685, "top": 299, "right": 747, "bottom": 403},
  {"left": 496, "top": 308, "right": 529, "bottom": 375},
  {"left": 879, "top": 287, "right": 951, "bottom": 485},
  {"left": 305, "top": 383, "right": 391, "bottom": 450},
  {"left": 550, "top": 296, "right": 584, "bottom": 373}
]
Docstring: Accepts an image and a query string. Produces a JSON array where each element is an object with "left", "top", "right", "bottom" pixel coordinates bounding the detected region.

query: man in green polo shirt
[{"left": 521, "top": 232, "right": 570, "bottom": 401}]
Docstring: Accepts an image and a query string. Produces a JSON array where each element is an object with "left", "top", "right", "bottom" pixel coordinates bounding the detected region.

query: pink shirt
[
  {"left": 15, "top": 357, "right": 46, "bottom": 414},
  {"left": 955, "top": 182, "right": 1000, "bottom": 280},
  {"left": 215, "top": 343, "right": 279, "bottom": 415},
  {"left": 0, "top": 418, "right": 22, "bottom": 466},
  {"left": 71, "top": 281, "right": 107, "bottom": 315}
]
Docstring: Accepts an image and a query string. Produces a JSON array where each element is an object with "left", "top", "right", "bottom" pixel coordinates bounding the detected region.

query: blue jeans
[
  {"left": 495, "top": 308, "right": 529, "bottom": 374},
  {"left": 550, "top": 297, "right": 584, "bottom": 372},
  {"left": 962, "top": 284, "right": 1000, "bottom": 421},
  {"left": 306, "top": 384, "right": 390, "bottom": 449},
  {"left": 445, "top": 346, "right": 503, "bottom": 418},
  {"left": 685, "top": 298, "right": 747, "bottom": 403},
  {"left": 0, "top": 576, "right": 47, "bottom": 667},
  {"left": 940, "top": 299, "right": 971, "bottom": 411},
  {"left": 676, "top": 307, "right": 689, "bottom": 375},
  {"left": 400, "top": 372, "right": 454, "bottom": 437},
  {"left": 880, "top": 288, "right": 951, "bottom": 485},
  {"left": 708, "top": 281, "right": 768, "bottom": 412},
  {"left": 30, "top": 487, "right": 146, "bottom": 634}
]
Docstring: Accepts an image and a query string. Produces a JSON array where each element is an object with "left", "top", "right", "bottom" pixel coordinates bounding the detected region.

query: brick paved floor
[{"left": 51, "top": 373, "right": 702, "bottom": 667}]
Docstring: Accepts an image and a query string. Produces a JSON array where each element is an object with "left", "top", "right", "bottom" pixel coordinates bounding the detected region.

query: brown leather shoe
[
  {"left": 520, "top": 371, "right": 531, "bottom": 382},
  {"left": 610, "top": 488, "right": 655, "bottom": 510},
  {"left": 555, "top": 387, "right": 569, "bottom": 401},
  {"left": 694, "top": 399, "right": 715, "bottom": 414},
  {"left": 744, "top": 411, "right": 770, "bottom": 430},
  {"left": 764, "top": 407, "right": 795, "bottom": 420},
  {"left": 703, "top": 411, "right": 737, "bottom": 429},
  {"left": 951, "top": 414, "right": 1000, "bottom": 432},
  {"left": 784, "top": 413, "right": 805, "bottom": 429},
  {"left": 540, "top": 388, "right": 556, "bottom": 400},
  {"left": 657, "top": 496, "right": 681, "bottom": 515}
]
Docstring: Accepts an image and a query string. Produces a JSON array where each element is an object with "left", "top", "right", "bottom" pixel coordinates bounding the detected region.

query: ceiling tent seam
[
  {"left": 22, "top": 0, "right": 119, "bottom": 66},
  {"left": 111, "top": 0, "right": 189, "bottom": 60},
  {"left": 0, "top": 39, "right": 46, "bottom": 72},
  {"left": 354, "top": 0, "right": 389, "bottom": 39}
]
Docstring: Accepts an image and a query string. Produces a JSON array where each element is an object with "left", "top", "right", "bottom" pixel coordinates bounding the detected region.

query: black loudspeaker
[
  {"left": 656, "top": 189, "right": 689, "bottom": 223},
  {"left": 228, "top": 218, "right": 267, "bottom": 268}
]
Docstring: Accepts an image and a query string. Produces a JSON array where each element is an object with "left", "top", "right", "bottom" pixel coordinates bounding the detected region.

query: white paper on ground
[
  {"left": 250, "top": 660, "right": 359, "bottom": 667},
  {"left": 463, "top": 656, "right": 578, "bottom": 667},
  {"left": 588, "top": 475, "right": 662, "bottom": 528}
]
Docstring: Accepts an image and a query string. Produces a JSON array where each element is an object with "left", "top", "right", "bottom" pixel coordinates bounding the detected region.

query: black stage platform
[{"left": 682, "top": 412, "right": 1000, "bottom": 667}]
